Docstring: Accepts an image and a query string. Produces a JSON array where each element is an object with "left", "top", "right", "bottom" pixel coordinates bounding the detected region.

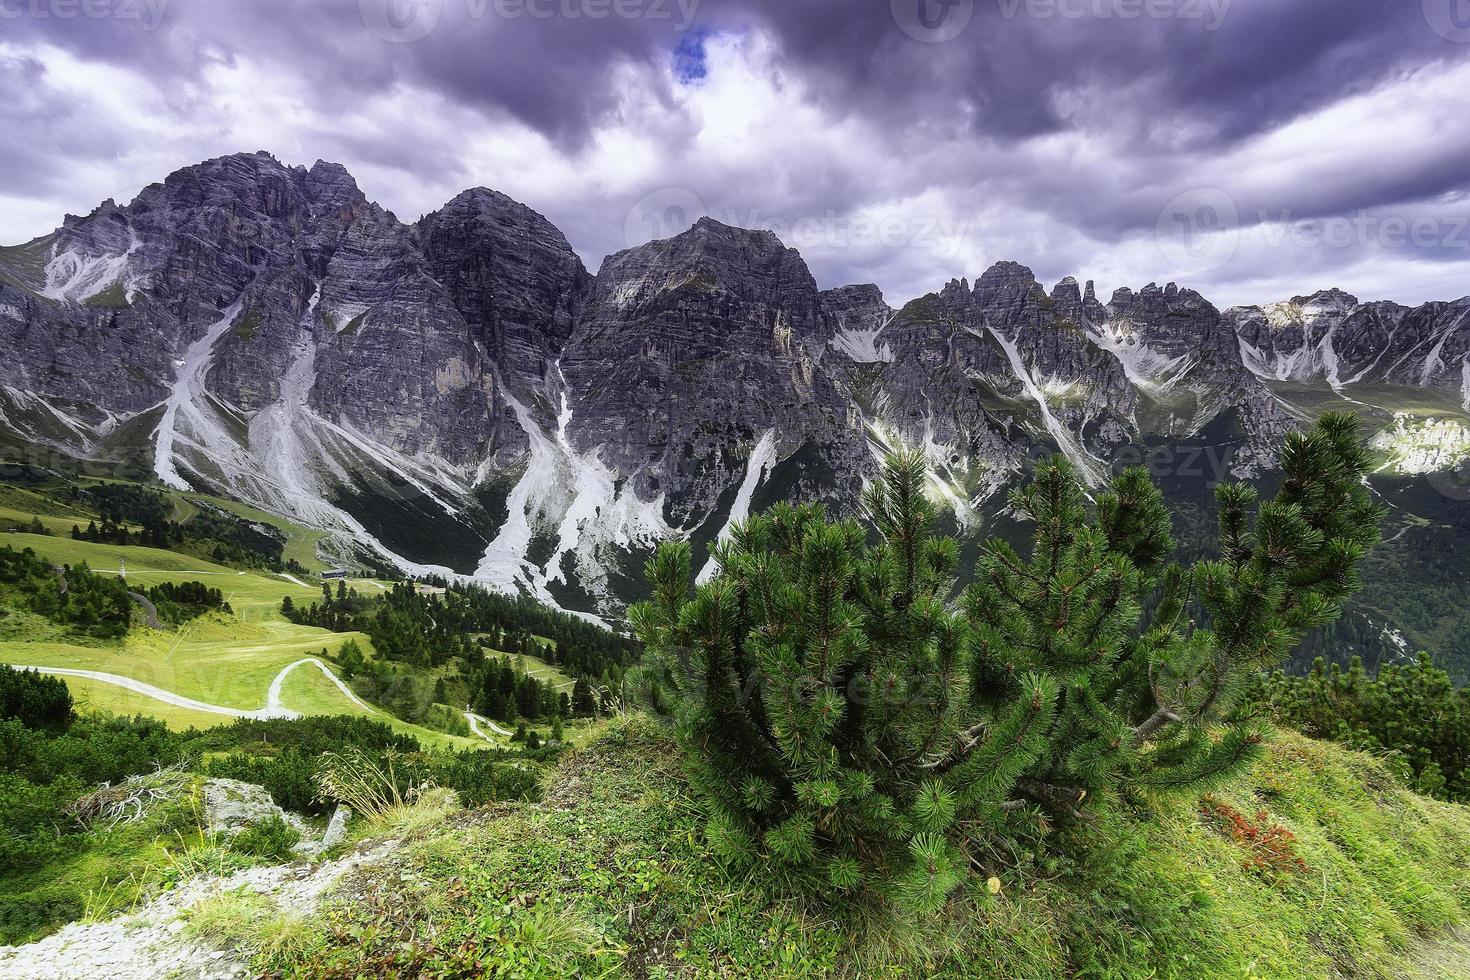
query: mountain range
[{"left": 3, "top": 151, "right": 1468, "bottom": 668}]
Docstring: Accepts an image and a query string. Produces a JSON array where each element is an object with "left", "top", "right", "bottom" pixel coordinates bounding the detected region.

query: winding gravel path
[
  {"left": 265, "top": 658, "right": 372, "bottom": 715},
  {"left": 11, "top": 657, "right": 371, "bottom": 722},
  {"left": 11, "top": 667, "right": 273, "bottom": 719},
  {"left": 464, "top": 711, "right": 512, "bottom": 741},
  {"left": 126, "top": 591, "right": 164, "bottom": 630}
]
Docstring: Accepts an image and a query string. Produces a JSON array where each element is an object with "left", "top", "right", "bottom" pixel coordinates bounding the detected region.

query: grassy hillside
[
  {"left": 0, "top": 528, "right": 479, "bottom": 751},
  {"left": 513, "top": 650, "right": 576, "bottom": 692},
  {"left": 254, "top": 718, "right": 1470, "bottom": 979},
  {"left": 0, "top": 477, "right": 331, "bottom": 573}
]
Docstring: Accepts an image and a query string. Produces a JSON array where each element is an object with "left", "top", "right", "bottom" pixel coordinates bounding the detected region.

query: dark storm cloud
[
  {"left": 8, "top": 0, "right": 1447, "bottom": 155},
  {"left": 1, "top": 0, "right": 1467, "bottom": 307},
  {"left": 730, "top": 0, "right": 1450, "bottom": 141}
]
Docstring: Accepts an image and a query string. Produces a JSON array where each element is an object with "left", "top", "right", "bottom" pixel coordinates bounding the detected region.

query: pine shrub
[{"left": 632, "top": 413, "right": 1381, "bottom": 909}]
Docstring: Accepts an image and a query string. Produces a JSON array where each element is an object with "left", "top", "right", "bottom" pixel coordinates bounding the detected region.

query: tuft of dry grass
[{"left": 314, "top": 748, "right": 421, "bottom": 820}]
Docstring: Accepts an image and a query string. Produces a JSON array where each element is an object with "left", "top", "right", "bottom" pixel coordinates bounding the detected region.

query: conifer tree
[{"left": 632, "top": 413, "right": 1381, "bottom": 908}]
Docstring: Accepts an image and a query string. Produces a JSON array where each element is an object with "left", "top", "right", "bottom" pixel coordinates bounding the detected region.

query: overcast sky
[{"left": 2, "top": 0, "right": 1468, "bottom": 309}]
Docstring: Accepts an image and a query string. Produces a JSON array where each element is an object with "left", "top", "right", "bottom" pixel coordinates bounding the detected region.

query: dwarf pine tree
[{"left": 630, "top": 413, "right": 1381, "bottom": 909}]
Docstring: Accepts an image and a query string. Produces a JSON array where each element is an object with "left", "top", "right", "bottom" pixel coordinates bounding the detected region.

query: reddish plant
[{"left": 1200, "top": 797, "right": 1309, "bottom": 876}]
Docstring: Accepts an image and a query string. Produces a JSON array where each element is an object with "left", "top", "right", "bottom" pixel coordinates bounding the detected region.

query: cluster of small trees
[
  {"left": 57, "top": 481, "right": 305, "bottom": 574},
  {"left": 67, "top": 483, "right": 179, "bottom": 549},
  {"left": 283, "top": 578, "right": 638, "bottom": 697},
  {"left": 66, "top": 482, "right": 172, "bottom": 528},
  {"left": 0, "top": 546, "right": 132, "bottom": 638},
  {"left": 284, "top": 584, "right": 617, "bottom": 729},
  {"left": 0, "top": 664, "right": 73, "bottom": 732},
  {"left": 281, "top": 582, "right": 374, "bottom": 634},
  {"left": 468, "top": 656, "right": 604, "bottom": 724},
  {"left": 72, "top": 520, "right": 160, "bottom": 547},
  {"left": 7, "top": 517, "right": 49, "bottom": 536},
  {"left": 1, "top": 545, "right": 231, "bottom": 635},
  {"left": 142, "top": 580, "right": 232, "bottom": 625},
  {"left": 633, "top": 414, "right": 1381, "bottom": 909},
  {"left": 1254, "top": 654, "right": 1470, "bottom": 801},
  {"left": 472, "top": 655, "right": 570, "bottom": 723}
]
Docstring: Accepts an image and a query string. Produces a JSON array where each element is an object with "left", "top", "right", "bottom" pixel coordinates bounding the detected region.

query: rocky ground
[
  {"left": 0, "top": 777, "right": 370, "bottom": 980},
  {"left": 0, "top": 838, "right": 390, "bottom": 980}
]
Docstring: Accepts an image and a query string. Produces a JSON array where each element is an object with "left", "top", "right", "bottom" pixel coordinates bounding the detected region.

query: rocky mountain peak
[
  {"left": 1050, "top": 276, "right": 1082, "bottom": 307},
  {"left": 594, "top": 215, "right": 819, "bottom": 314},
  {"left": 823, "top": 282, "right": 886, "bottom": 307},
  {"left": 413, "top": 186, "right": 590, "bottom": 400},
  {"left": 303, "top": 160, "right": 366, "bottom": 213},
  {"left": 419, "top": 186, "right": 583, "bottom": 267},
  {"left": 687, "top": 215, "right": 783, "bottom": 248},
  {"left": 59, "top": 198, "right": 124, "bottom": 230},
  {"left": 974, "top": 260, "right": 1037, "bottom": 292},
  {"left": 1046, "top": 275, "right": 1109, "bottom": 327},
  {"left": 1290, "top": 288, "right": 1360, "bottom": 312},
  {"left": 431, "top": 186, "right": 568, "bottom": 238},
  {"left": 821, "top": 283, "right": 893, "bottom": 357},
  {"left": 938, "top": 277, "right": 972, "bottom": 308},
  {"left": 971, "top": 261, "right": 1047, "bottom": 329}
]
